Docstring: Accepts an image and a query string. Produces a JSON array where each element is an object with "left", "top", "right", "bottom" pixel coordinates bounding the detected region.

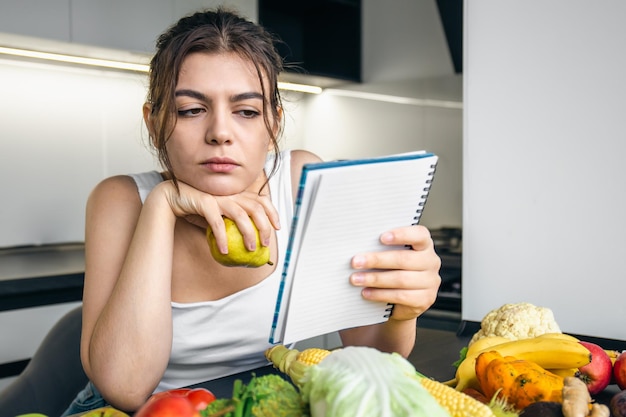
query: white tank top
[{"left": 128, "top": 151, "right": 293, "bottom": 391}]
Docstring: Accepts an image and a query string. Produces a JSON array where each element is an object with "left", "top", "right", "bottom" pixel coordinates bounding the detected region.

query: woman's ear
[
  {"left": 143, "top": 102, "right": 156, "bottom": 145},
  {"left": 268, "top": 106, "right": 283, "bottom": 151}
]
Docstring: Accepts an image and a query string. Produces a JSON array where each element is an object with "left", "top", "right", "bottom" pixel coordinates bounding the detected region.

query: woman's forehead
[{"left": 178, "top": 51, "right": 268, "bottom": 91}]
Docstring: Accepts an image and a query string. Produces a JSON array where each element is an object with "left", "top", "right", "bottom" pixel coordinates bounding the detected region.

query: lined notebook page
[{"left": 270, "top": 151, "right": 438, "bottom": 344}]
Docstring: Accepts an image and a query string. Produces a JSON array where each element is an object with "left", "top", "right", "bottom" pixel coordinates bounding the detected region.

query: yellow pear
[
  {"left": 81, "top": 406, "right": 130, "bottom": 417},
  {"left": 207, "top": 217, "right": 273, "bottom": 267},
  {"left": 15, "top": 414, "right": 48, "bottom": 417}
]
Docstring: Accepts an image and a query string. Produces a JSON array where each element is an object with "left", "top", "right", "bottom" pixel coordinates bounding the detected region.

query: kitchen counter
[
  {"left": 0, "top": 243, "right": 463, "bottom": 315},
  {"left": 190, "top": 325, "right": 623, "bottom": 408},
  {"left": 188, "top": 326, "right": 469, "bottom": 399},
  {"left": 0, "top": 243, "right": 84, "bottom": 311}
]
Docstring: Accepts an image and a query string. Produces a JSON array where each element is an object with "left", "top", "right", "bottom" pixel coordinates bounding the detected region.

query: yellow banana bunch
[
  {"left": 466, "top": 336, "right": 511, "bottom": 356},
  {"left": 547, "top": 367, "right": 578, "bottom": 378},
  {"left": 605, "top": 348, "right": 621, "bottom": 365},
  {"left": 452, "top": 333, "right": 591, "bottom": 392}
]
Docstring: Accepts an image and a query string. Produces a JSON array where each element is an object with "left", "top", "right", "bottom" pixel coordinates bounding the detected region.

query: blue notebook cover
[{"left": 269, "top": 151, "right": 438, "bottom": 344}]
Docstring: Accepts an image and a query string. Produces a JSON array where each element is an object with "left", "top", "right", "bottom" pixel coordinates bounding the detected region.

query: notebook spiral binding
[
  {"left": 383, "top": 303, "right": 395, "bottom": 318},
  {"left": 412, "top": 162, "right": 438, "bottom": 225}
]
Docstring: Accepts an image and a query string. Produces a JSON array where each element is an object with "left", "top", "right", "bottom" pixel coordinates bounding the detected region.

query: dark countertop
[
  {"left": 0, "top": 243, "right": 85, "bottom": 311},
  {"left": 189, "top": 326, "right": 469, "bottom": 399},
  {"left": 0, "top": 243, "right": 463, "bottom": 315}
]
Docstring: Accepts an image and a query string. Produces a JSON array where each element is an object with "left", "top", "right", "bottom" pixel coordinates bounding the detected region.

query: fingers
[
  {"left": 166, "top": 182, "right": 279, "bottom": 254},
  {"left": 214, "top": 193, "right": 278, "bottom": 251},
  {"left": 349, "top": 224, "right": 442, "bottom": 320},
  {"left": 352, "top": 225, "right": 439, "bottom": 270},
  {"left": 351, "top": 269, "right": 441, "bottom": 321},
  {"left": 379, "top": 224, "right": 435, "bottom": 251},
  {"left": 350, "top": 268, "right": 441, "bottom": 292}
]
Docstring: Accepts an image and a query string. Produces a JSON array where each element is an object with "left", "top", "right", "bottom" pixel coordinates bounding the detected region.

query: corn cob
[
  {"left": 265, "top": 345, "right": 333, "bottom": 387},
  {"left": 417, "top": 376, "right": 496, "bottom": 417},
  {"left": 296, "top": 347, "right": 332, "bottom": 365}
]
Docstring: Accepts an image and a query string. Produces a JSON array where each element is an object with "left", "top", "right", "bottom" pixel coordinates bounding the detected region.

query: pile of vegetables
[
  {"left": 265, "top": 344, "right": 515, "bottom": 417},
  {"left": 449, "top": 302, "right": 614, "bottom": 417},
  {"left": 130, "top": 302, "right": 621, "bottom": 417}
]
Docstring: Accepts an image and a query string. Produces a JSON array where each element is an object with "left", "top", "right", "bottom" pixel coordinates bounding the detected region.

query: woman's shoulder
[
  {"left": 87, "top": 174, "right": 144, "bottom": 212},
  {"left": 288, "top": 149, "right": 323, "bottom": 182}
]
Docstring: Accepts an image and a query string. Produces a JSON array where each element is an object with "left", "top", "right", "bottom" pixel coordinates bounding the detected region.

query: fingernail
[
  {"left": 353, "top": 255, "right": 366, "bottom": 268},
  {"left": 381, "top": 232, "right": 394, "bottom": 244},
  {"left": 352, "top": 273, "right": 365, "bottom": 284}
]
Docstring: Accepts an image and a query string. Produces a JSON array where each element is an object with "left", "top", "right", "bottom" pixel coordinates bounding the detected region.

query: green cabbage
[{"left": 300, "top": 346, "right": 450, "bottom": 417}]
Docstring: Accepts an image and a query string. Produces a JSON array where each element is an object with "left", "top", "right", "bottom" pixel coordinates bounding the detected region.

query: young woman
[{"left": 62, "top": 7, "right": 442, "bottom": 414}]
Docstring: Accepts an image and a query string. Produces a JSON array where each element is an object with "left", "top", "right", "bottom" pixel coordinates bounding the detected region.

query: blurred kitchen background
[
  {"left": 4, "top": 0, "right": 624, "bottom": 394},
  {"left": 0, "top": 0, "right": 463, "bottom": 390}
]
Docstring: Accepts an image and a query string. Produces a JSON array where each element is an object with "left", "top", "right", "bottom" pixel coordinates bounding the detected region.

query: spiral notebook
[{"left": 269, "top": 151, "right": 438, "bottom": 344}]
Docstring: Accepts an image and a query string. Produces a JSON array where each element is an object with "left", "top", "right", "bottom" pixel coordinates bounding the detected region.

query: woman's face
[{"left": 165, "top": 52, "right": 275, "bottom": 196}]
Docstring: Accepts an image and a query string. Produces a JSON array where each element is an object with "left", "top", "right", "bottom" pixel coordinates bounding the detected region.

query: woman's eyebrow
[
  {"left": 231, "top": 92, "right": 264, "bottom": 102},
  {"left": 175, "top": 89, "right": 207, "bottom": 101},
  {"left": 174, "top": 89, "right": 263, "bottom": 103}
]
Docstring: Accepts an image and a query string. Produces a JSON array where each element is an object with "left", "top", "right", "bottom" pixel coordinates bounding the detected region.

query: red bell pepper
[{"left": 135, "top": 387, "right": 216, "bottom": 416}]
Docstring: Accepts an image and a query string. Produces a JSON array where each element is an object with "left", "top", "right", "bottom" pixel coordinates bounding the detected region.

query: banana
[
  {"left": 605, "top": 349, "right": 621, "bottom": 366},
  {"left": 439, "top": 336, "right": 514, "bottom": 386},
  {"left": 548, "top": 367, "right": 578, "bottom": 378},
  {"left": 535, "top": 332, "right": 579, "bottom": 341},
  {"left": 466, "top": 336, "right": 512, "bottom": 356},
  {"left": 454, "top": 336, "right": 591, "bottom": 392}
]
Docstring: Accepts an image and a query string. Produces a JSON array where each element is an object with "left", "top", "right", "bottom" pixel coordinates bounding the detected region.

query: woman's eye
[
  {"left": 178, "top": 107, "right": 204, "bottom": 117},
  {"left": 238, "top": 109, "right": 260, "bottom": 118}
]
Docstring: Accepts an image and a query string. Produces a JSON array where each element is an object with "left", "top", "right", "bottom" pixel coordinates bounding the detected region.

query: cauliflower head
[{"left": 469, "top": 302, "right": 561, "bottom": 345}]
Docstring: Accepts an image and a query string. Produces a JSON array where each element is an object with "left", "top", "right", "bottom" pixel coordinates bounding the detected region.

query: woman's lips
[{"left": 202, "top": 157, "right": 238, "bottom": 173}]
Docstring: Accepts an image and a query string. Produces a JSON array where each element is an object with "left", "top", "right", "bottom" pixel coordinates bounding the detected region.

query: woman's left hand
[{"left": 349, "top": 225, "right": 442, "bottom": 321}]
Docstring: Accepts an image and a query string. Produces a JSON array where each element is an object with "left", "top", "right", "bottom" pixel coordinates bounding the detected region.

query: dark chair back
[{"left": 0, "top": 305, "right": 88, "bottom": 416}]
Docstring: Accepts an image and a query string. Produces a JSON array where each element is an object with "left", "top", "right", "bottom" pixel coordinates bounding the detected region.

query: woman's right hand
[{"left": 156, "top": 180, "right": 280, "bottom": 254}]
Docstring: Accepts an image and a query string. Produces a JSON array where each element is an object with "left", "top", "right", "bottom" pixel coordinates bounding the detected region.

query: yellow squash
[{"left": 475, "top": 350, "right": 564, "bottom": 411}]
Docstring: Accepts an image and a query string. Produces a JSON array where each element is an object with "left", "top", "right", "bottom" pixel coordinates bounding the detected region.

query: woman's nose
[{"left": 205, "top": 111, "right": 233, "bottom": 145}]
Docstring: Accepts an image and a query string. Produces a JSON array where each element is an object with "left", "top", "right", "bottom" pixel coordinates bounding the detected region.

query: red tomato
[{"left": 147, "top": 387, "right": 216, "bottom": 411}]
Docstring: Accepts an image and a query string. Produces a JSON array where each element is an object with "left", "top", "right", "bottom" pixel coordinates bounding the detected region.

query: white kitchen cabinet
[
  {"left": 0, "top": 0, "right": 257, "bottom": 54},
  {"left": 71, "top": 0, "right": 174, "bottom": 53},
  {"left": 71, "top": 0, "right": 256, "bottom": 53},
  {"left": 0, "top": 0, "right": 70, "bottom": 41}
]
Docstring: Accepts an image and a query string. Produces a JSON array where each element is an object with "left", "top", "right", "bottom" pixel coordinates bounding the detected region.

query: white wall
[
  {"left": 463, "top": 0, "right": 626, "bottom": 339},
  {"left": 0, "top": 59, "right": 157, "bottom": 247},
  {"left": 296, "top": 92, "right": 462, "bottom": 229}
]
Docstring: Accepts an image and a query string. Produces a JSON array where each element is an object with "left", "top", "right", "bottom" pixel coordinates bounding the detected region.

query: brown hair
[{"left": 146, "top": 7, "right": 284, "bottom": 189}]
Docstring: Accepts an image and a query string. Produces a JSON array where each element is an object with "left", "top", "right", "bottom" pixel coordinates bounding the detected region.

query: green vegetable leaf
[{"left": 452, "top": 346, "right": 468, "bottom": 368}]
